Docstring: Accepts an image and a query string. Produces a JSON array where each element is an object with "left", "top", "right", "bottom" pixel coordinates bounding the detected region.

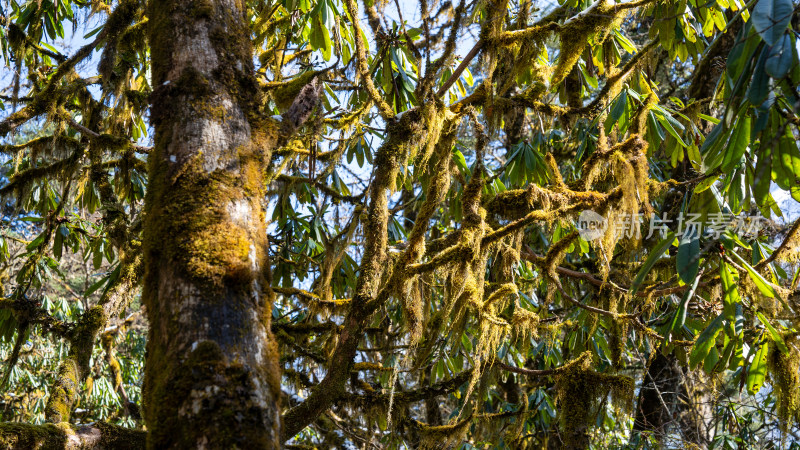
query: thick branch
[{"left": 0, "top": 421, "right": 144, "bottom": 449}]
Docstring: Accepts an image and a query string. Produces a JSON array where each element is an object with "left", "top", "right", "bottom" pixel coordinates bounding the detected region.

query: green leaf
[
  {"left": 756, "top": 312, "right": 789, "bottom": 354},
  {"left": 753, "top": 149, "right": 773, "bottom": 205},
  {"left": 746, "top": 48, "right": 770, "bottom": 106},
  {"left": 689, "top": 314, "right": 724, "bottom": 370},
  {"left": 703, "top": 346, "right": 720, "bottom": 373},
  {"left": 694, "top": 175, "right": 718, "bottom": 193},
  {"left": 701, "top": 122, "right": 727, "bottom": 171},
  {"left": 631, "top": 232, "right": 676, "bottom": 294},
  {"left": 746, "top": 340, "right": 769, "bottom": 394},
  {"left": 614, "top": 30, "right": 637, "bottom": 54},
  {"left": 85, "top": 276, "right": 108, "bottom": 298},
  {"left": 53, "top": 229, "right": 63, "bottom": 259},
  {"left": 605, "top": 90, "right": 628, "bottom": 134},
  {"left": 772, "top": 126, "right": 793, "bottom": 190},
  {"left": 677, "top": 230, "right": 700, "bottom": 284},
  {"left": 698, "top": 113, "right": 720, "bottom": 124},
  {"left": 721, "top": 115, "right": 750, "bottom": 172},
  {"left": 671, "top": 270, "right": 703, "bottom": 338},
  {"left": 727, "top": 167, "right": 746, "bottom": 213},
  {"left": 452, "top": 148, "right": 469, "bottom": 176},
  {"left": 720, "top": 262, "right": 741, "bottom": 323},
  {"left": 93, "top": 242, "right": 104, "bottom": 270},
  {"left": 751, "top": 0, "right": 793, "bottom": 46},
  {"left": 777, "top": 134, "right": 800, "bottom": 199},
  {"left": 765, "top": 33, "right": 794, "bottom": 79},
  {"left": 26, "top": 233, "right": 45, "bottom": 251},
  {"left": 728, "top": 250, "right": 779, "bottom": 298},
  {"left": 654, "top": 112, "right": 687, "bottom": 147}
]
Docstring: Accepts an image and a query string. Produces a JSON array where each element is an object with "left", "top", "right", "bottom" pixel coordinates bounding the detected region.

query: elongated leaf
[
  {"left": 728, "top": 250, "right": 779, "bottom": 298},
  {"left": 689, "top": 314, "right": 725, "bottom": 370},
  {"left": 721, "top": 116, "right": 750, "bottom": 172},
  {"left": 754, "top": 150, "right": 773, "bottom": 205},
  {"left": 765, "top": 33, "right": 794, "bottom": 79},
  {"left": 631, "top": 232, "right": 676, "bottom": 294},
  {"left": 752, "top": 0, "right": 793, "bottom": 46},
  {"left": 704, "top": 346, "right": 720, "bottom": 373},
  {"left": 605, "top": 90, "right": 628, "bottom": 134},
  {"left": 671, "top": 268, "right": 704, "bottom": 338},
  {"left": 772, "top": 129, "right": 793, "bottom": 190},
  {"left": 677, "top": 230, "right": 700, "bottom": 283},
  {"left": 701, "top": 122, "right": 728, "bottom": 171},
  {"left": 746, "top": 340, "right": 769, "bottom": 394},
  {"left": 26, "top": 233, "right": 45, "bottom": 251},
  {"left": 746, "top": 48, "right": 770, "bottom": 106},
  {"left": 655, "top": 113, "right": 687, "bottom": 147},
  {"left": 756, "top": 312, "right": 789, "bottom": 354},
  {"left": 720, "top": 262, "right": 741, "bottom": 322}
]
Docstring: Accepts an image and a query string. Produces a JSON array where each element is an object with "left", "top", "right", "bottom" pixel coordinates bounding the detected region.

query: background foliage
[{"left": 1, "top": 0, "right": 800, "bottom": 448}]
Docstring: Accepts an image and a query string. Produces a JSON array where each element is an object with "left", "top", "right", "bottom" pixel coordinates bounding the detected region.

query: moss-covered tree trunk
[{"left": 143, "top": 0, "right": 281, "bottom": 447}]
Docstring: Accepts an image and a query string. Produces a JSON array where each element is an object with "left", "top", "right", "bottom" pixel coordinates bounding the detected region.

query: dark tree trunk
[
  {"left": 143, "top": 1, "right": 281, "bottom": 447},
  {"left": 634, "top": 352, "right": 713, "bottom": 446}
]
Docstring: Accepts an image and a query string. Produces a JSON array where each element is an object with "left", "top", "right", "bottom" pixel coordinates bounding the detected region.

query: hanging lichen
[
  {"left": 418, "top": 415, "right": 472, "bottom": 450},
  {"left": 580, "top": 135, "right": 651, "bottom": 275},
  {"left": 510, "top": 306, "right": 540, "bottom": 348},
  {"left": 603, "top": 290, "right": 630, "bottom": 369},
  {"left": 551, "top": 0, "right": 625, "bottom": 87},
  {"left": 767, "top": 336, "right": 800, "bottom": 432},
  {"left": 554, "top": 351, "right": 634, "bottom": 449}
]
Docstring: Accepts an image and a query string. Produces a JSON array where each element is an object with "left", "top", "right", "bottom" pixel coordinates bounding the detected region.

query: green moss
[
  {"left": 190, "top": 0, "right": 214, "bottom": 18},
  {"left": 0, "top": 422, "right": 145, "bottom": 449},
  {"left": 102, "top": 333, "right": 124, "bottom": 389},
  {"left": 551, "top": 0, "right": 622, "bottom": 87},
  {"left": 418, "top": 416, "right": 473, "bottom": 450},
  {"left": 145, "top": 340, "right": 279, "bottom": 448},
  {"left": 142, "top": 147, "right": 264, "bottom": 291},
  {"left": 768, "top": 337, "right": 800, "bottom": 432},
  {"left": 272, "top": 70, "right": 321, "bottom": 111},
  {"left": 555, "top": 352, "right": 634, "bottom": 448},
  {"left": 45, "top": 360, "right": 79, "bottom": 423},
  {"left": 485, "top": 187, "right": 538, "bottom": 219},
  {"left": 0, "top": 423, "right": 67, "bottom": 448},
  {"left": 72, "top": 306, "right": 107, "bottom": 372}
]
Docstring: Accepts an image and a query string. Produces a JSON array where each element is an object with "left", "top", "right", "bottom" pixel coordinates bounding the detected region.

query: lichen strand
[
  {"left": 555, "top": 352, "right": 634, "bottom": 449},
  {"left": 767, "top": 337, "right": 800, "bottom": 431},
  {"left": 418, "top": 416, "right": 472, "bottom": 450},
  {"left": 581, "top": 135, "right": 650, "bottom": 273},
  {"left": 551, "top": 0, "right": 623, "bottom": 87},
  {"left": 603, "top": 290, "right": 629, "bottom": 369},
  {"left": 397, "top": 112, "right": 456, "bottom": 343}
]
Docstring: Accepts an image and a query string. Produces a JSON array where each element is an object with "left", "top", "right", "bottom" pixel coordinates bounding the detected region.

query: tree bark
[{"left": 143, "top": 1, "right": 280, "bottom": 448}]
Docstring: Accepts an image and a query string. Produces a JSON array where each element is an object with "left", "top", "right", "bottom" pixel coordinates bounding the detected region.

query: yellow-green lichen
[
  {"left": 768, "top": 337, "right": 800, "bottom": 432},
  {"left": 554, "top": 352, "right": 634, "bottom": 448}
]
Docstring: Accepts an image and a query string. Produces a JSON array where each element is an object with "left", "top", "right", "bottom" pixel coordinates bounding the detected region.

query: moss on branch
[{"left": 0, "top": 421, "right": 145, "bottom": 449}]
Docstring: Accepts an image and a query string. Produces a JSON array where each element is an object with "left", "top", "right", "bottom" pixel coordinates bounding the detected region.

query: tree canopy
[{"left": 1, "top": 0, "right": 800, "bottom": 448}]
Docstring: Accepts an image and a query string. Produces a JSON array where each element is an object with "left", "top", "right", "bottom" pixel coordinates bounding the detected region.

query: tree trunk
[
  {"left": 634, "top": 352, "right": 714, "bottom": 446},
  {"left": 143, "top": 1, "right": 281, "bottom": 448}
]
